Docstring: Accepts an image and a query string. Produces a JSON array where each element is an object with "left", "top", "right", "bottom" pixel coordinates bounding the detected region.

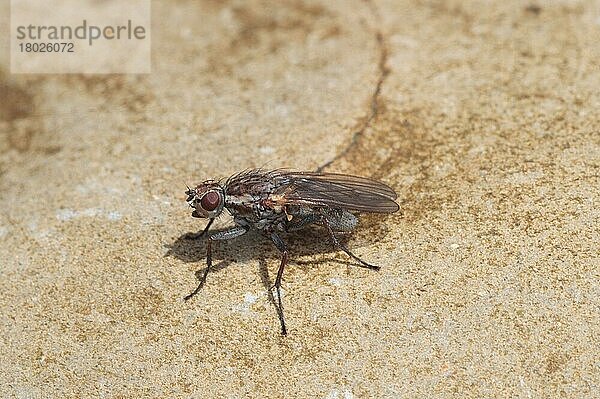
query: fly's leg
[
  {"left": 270, "top": 232, "right": 289, "bottom": 335},
  {"left": 184, "top": 218, "right": 215, "bottom": 240},
  {"left": 321, "top": 215, "right": 380, "bottom": 271},
  {"left": 184, "top": 226, "right": 248, "bottom": 301},
  {"left": 183, "top": 239, "right": 214, "bottom": 301}
]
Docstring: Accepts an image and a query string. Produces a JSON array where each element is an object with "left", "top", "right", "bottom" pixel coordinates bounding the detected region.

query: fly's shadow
[
  {"left": 166, "top": 216, "right": 393, "bottom": 265},
  {"left": 165, "top": 224, "right": 364, "bottom": 275},
  {"left": 164, "top": 222, "right": 391, "bottom": 333}
]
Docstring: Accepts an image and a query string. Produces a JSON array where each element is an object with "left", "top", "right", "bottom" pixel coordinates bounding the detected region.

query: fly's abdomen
[{"left": 323, "top": 209, "right": 357, "bottom": 232}]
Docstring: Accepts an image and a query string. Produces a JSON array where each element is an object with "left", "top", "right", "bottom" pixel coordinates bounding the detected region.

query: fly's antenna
[{"left": 184, "top": 182, "right": 195, "bottom": 202}]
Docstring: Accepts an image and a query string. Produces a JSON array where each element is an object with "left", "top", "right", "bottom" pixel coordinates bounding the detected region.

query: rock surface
[{"left": 1, "top": 1, "right": 598, "bottom": 397}]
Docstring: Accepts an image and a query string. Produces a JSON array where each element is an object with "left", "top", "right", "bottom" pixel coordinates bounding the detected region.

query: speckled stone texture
[{"left": 0, "top": 1, "right": 598, "bottom": 398}]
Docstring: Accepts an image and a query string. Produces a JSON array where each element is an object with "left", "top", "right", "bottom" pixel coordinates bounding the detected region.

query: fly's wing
[{"left": 275, "top": 171, "right": 399, "bottom": 213}]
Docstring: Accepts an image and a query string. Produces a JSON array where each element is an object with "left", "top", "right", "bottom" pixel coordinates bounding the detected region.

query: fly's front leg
[
  {"left": 321, "top": 215, "right": 380, "bottom": 271},
  {"left": 270, "top": 232, "right": 289, "bottom": 335},
  {"left": 184, "top": 218, "right": 215, "bottom": 240},
  {"left": 184, "top": 226, "right": 248, "bottom": 301}
]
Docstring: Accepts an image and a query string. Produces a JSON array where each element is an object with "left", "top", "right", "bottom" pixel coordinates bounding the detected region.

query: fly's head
[{"left": 185, "top": 180, "right": 225, "bottom": 219}]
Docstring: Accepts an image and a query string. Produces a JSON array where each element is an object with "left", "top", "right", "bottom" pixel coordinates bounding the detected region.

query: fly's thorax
[
  {"left": 224, "top": 193, "right": 254, "bottom": 210},
  {"left": 224, "top": 193, "right": 259, "bottom": 219},
  {"left": 224, "top": 192, "right": 288, "bottom": 231}
]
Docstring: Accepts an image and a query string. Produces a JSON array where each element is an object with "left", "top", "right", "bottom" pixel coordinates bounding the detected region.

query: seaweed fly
[{"left": 183, "top": 169, "right": 399, "bottom": 334}]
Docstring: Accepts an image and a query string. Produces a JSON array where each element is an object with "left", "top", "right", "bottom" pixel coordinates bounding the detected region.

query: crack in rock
[{"left": 316, "top": 2, "right": 389, "bottom": 173}]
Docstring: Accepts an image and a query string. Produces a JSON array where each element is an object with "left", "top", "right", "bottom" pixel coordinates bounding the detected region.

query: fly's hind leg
[
  {"left": 184, "top": 226, "right": 248, "bottom": 301},
  {"left": 270, "top": 232, "right": 289, "bottom": 335},
  {"left": 321, "top": 214, "right": 380, "bottom": 271}
]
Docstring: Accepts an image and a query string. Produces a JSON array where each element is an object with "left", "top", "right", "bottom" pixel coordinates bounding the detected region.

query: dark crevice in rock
[{"left": 316, "top": 1, "right": 389, "bottom": 172}]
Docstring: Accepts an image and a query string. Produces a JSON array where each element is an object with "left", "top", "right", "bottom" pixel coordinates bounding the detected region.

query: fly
[{"left": 183, "top": 169, "right": 399, "bottom": 335}]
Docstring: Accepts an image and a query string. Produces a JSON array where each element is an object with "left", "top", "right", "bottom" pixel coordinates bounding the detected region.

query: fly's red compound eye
[{"left": 200, "top": 191, "right": 220, "bottom": 211}]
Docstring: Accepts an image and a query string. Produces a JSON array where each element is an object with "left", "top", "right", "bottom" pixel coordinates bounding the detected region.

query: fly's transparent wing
[
  {"left": 275, "top": 171, "right": 399, "bottom": 213},
  {"left": 286, "top": 172, "right": 397, "bottom": 199}
]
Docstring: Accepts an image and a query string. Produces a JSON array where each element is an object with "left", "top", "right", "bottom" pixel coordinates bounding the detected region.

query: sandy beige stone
[{"left": 0, "top": 0, "right": 598, "bottom": 398}]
